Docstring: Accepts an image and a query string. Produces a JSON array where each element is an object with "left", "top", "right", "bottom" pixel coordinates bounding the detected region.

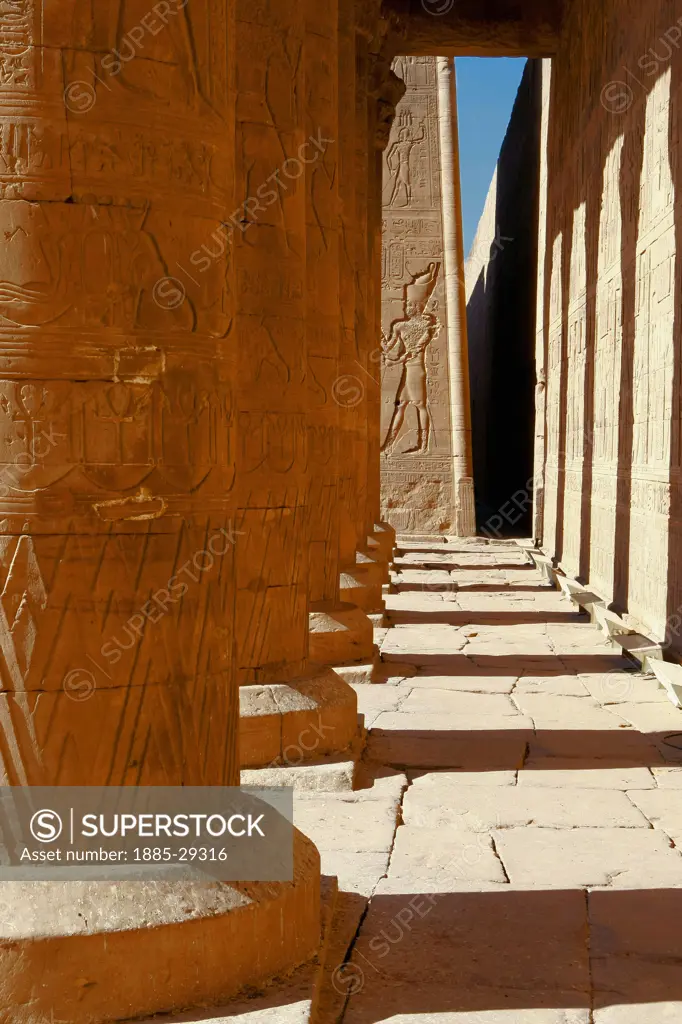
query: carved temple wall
[
  {"left": 534, "top": 0, "right": 682, "bottom": 651},
  {"left": 380, "top": 55, "right": 464, "bottom": 535}
]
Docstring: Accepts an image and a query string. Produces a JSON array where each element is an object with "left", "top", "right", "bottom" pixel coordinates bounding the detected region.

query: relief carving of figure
[
  {"left": 381, "top": 262, "right": 441, "bottom": 456},
  {"left": 385, "top": 114, "right": 424, "bottom": 208}
]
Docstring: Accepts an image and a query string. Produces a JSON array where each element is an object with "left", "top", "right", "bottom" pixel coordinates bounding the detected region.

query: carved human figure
[
  {"left": 385, "top": 118, "right": 424, "bottom": 207},
  {"left": 381, "top": 262, "right": 441, "bottom": 455}
]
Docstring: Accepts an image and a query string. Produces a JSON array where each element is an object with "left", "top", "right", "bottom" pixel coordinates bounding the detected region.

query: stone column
[
  {"left": 338, "top": 20, "right": 385, "bottom": 620},
  {"left": 436, "top": 56, "right": 476, "bottom": 536},
  {"left": 0, "top": 2, "right": 319, "bottom": 1020},
  {"left": 235, "top": 0, "right": 358, "bottom": 768},
  {"left": 305, "top": 0, "right": 376, "bottom": 669}
]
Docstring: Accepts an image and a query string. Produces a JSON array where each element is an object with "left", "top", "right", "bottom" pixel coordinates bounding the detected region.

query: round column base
[
  {"left": 0, "top": 832, "right": 320, "bottom": 1023},
  {"left": 309, "top": 600, "right": 375, "bottom": 665},
  {"left": 239, "top": 669, "right": 358, "bottom": 769}
]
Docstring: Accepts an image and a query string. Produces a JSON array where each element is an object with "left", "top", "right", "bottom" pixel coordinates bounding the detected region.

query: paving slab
[
  {"left": 526, "top": 728, "right": 666, "bottom": 767},
  {"left": 410, "top": 673, "right": 518, "bottom": 693},
  {"left": 493, "top": 827, "right": 682, "bottom": 887},
  {"left": 514, "top": 675, "right": 591, "bottom": 697},
  {"left": 387, "top": 825, "right": 507, "bottom": 883},
  {"left": 651, "top": 766, "right": 682, "bottom": 787},
  {"left": 380, "top": 625, "right": 468, "bottom": 663},
  {"left": 407, "top": 769, "right": 518, "bottom": 787},
  {"left": 626, "top": 789, "right": 682, "bottom": 842},
  {"left": 593, "top": 1006, "right": 682, "bottom": 1022},
  {"left": 342, "top": 887, "right": 590, "bottom": 1023},
  {"left": 579, "top": 672, "right": 667, "bottom": 704},
  {"left": 517, "top": 768, "right": 655, "bottom": 789},
  {"left": 403, "top": 785, "right": 649, "bottom": 830},
  {"left": 399, "top": 690, "right": 522, "bottom": 717},
  {"left": 513, "top": 694, "right": 631, "bottom": 729},
  {"left": 607, "top": 700, "right": 682, "bottom": 733}
]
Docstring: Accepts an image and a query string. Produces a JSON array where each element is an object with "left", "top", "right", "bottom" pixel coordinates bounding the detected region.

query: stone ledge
[
  {"left": 0, "top": 832, "right": 321, "bottom": 1024},
  {"left": 649, "top": 660, "right": 682, "bottom": 709},
  {"left": 239, "top": 670, "right": 358, "bottom": 770}
]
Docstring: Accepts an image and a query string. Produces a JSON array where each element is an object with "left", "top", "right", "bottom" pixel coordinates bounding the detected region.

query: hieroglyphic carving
[
  {"left": 382, "top": 262, "right": 441, "bottom": 455},
  {"left": 0, "top": 0, "right": 238, "bottom": 788},
  {"left": 384, "top": 112, "right": 424, "bottom": 208},
  {"left": 380, "top": 56, "right": 454, "bottom": 534},
  {"left": 234, "top": 0, "right": 311, "bottom": 684}
]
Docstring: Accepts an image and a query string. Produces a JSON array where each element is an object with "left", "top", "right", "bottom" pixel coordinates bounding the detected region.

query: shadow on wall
[{"left": 465, "top": 59, "right": 542, "bottom": 538}]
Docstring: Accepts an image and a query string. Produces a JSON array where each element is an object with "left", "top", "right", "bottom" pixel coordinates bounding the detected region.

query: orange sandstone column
[
  {"left": 235, "top": 0, "right": 358, "bottom": 767},
  {"left": 0, "top": 3, "right": 318, "bottom": 1021},
  {"left": 337, "top": 0, "right": 380, "bottom": 627},
  {"left": 0, "top": 1, "right": 236, "bottom": 790},
  {"left": 367, "top": 57, "right": 402, "bottom": 574},
  {"left": 305, "top": 0, "right": 375, "bottom": 669},
  {"left": 338, "top": 19, "right": 385, "bottom": 619}
]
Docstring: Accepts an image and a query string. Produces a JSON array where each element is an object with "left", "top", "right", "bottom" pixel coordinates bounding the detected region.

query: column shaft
[
  {"left": 436, "top": 56, "right": 476, "bottom": 537},
  {"left": 0, "top": 1, "right": 238, "bottom": 788}
]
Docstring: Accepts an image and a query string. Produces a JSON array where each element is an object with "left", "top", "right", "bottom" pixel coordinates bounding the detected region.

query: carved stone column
[
  {"left": 0, "top": 2, "right": 319, "bottom": 1020},
  {"left": 436, "top": 56, "right": 476, "bottom": 536},
  {"left": 336, "top": 14, "right": 385, "bottom": 622},
  {"left": 367, "top": 57, "right": 404, "bottom": 576},
  {"left": 305, "top": 0, "right": 376, "bottom": 670},
  {"left": 235, "top": 0, "right": 358, "bottom": 768}
]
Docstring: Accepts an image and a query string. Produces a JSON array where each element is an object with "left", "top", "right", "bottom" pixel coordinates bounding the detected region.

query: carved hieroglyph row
[{"left": 0, "top": 0, "right": 239, "bottom": 786}]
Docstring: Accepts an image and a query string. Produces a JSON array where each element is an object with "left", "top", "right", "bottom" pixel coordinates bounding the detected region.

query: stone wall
[
  {"left": 536, "top": 0, "right": 682, "bottom": 650},
  {"left": 466, "top": 59, "right": 541, "bottom": 535},
  {"left": 380, "top": 56, "right": 474, "bottom": 535}
]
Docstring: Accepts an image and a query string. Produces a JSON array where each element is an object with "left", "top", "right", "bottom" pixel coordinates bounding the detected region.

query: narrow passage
[{"left": 329, "top": 539, "right": 682, "bottom": 1023}]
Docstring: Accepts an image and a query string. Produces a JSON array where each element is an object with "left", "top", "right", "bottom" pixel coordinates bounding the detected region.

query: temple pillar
[
  {"left": 0, "top": 2, "right": 318, "bottom": 1019},
  {"left": 436, "top": 56, "right": 476, "bottom": 536},
  {"left": 337, "top": 14, "right": 385, "bottom": 621},
  {"left": 235, "top": 0, "right": 358, "bottom": 768},
  {"left": 304, "top": 0, "right": 376, "bottom": 670}
]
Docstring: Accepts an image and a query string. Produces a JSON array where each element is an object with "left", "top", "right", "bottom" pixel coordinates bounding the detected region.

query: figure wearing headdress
[{"left": 381, "top": 262, "right": 441, "bottom": 455}]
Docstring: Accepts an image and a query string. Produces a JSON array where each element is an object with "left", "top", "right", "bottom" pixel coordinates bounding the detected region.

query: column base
[
  {"left": 0, "top": 832, "right": 320, "bottom": 1024},
  {"left": 340, "top": 554, "right": 385, "bottom": 615},
  {"left": 332, "top": 647, "right": 383, "bottom": 685},
  {"left": 309, "top": 600, "right": 374, "bottom": 665},
  {"left": 373, "top": 521, "right": 396, "bottom": 562},
  {"left": 359, "top": 541, "right": 389, "bottom": 586},
  {"left": 239, "top": 669, "right": 358, "bottom": 769}
]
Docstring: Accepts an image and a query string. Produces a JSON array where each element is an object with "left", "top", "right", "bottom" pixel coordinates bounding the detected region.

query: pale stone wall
[
  {"left": 466, "top": 59, "right": 541, "bottom": 534},
  {"left": 536, "top": 0, "right": 682, "bottom": 649}
]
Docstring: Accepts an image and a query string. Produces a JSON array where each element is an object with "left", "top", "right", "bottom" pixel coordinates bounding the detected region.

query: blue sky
[{"left": 456, "top": 57, "right": 527, "bottom": 255}]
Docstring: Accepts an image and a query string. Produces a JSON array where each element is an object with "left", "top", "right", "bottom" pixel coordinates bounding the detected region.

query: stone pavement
[
  {"left": 144, "top": 540, "right": 682, "bottom": 1023},
  {"left": 331, "top": 540, "right": 682, "bottom": 1024}
]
